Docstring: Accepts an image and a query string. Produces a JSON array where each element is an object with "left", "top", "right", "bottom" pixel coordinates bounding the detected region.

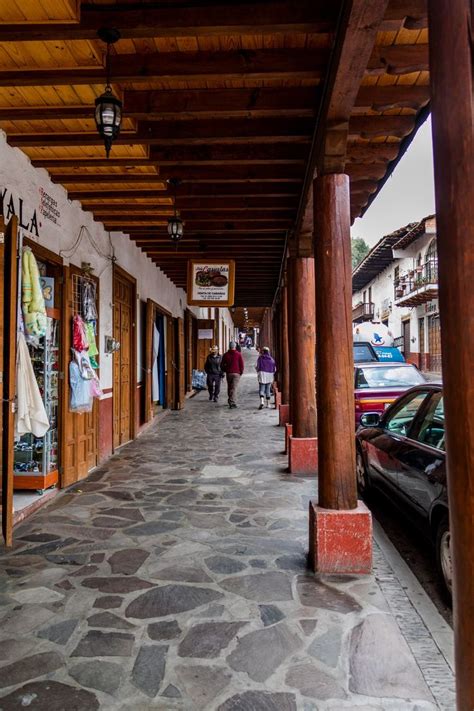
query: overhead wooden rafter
[{"left": 0, "top": 0, "right": 430, "bottom": 305}]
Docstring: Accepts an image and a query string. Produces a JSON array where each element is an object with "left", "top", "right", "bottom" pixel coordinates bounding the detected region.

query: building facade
[
  {"left": 352, "top": 216, "right": 441, "bottom": 373},
  {"left": 0, "top": 130, "right": 235, "bottom": 529}
]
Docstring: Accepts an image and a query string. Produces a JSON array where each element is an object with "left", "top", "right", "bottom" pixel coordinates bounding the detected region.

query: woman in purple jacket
[{"left": 255, "top": 346, "right": 276, "bottom": 409}]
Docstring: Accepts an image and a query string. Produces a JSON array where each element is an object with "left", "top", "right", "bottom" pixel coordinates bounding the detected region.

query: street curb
[{"left": 373, "top": 517, "right": 454, "bottom": 673}]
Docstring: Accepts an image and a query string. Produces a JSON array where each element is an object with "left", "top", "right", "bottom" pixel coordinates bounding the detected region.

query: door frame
[
  {"left": 1, "top": 216, "right": 19, "bottom": 546},
  {"left": 144, "top": 298, "right": 173, "bottom": 419},
  {"left": 112, "top": 264, "right": 137, "bottom": 450}
]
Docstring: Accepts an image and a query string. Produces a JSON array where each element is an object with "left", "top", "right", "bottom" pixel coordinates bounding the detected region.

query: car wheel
[
  {"left": 356, "top": 449, "right": 369, "bottom": 496},
  {"left": 435, "top": 515, "right": 452, "bottom": 602}
]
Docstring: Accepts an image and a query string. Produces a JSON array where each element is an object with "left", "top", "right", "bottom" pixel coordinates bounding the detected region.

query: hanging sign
[{"left": 187, "top": 260, "right": 235, "bottom": 307}]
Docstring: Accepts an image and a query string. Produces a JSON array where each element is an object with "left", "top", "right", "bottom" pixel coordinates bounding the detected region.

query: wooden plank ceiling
[{"left": 0, "top": 0, "right": 430, "bottom": 308}]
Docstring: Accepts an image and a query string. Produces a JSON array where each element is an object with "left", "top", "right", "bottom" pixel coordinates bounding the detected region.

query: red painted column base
[
  {"left": 288, "top": 436, "right": 317, "bottom": 475},
  {"left": 278, "top": 403, "right": 290, "bottom": 426},
  {"left": 308, "top": 500, "right": 372, "bottom": 574},
  {"left": 284, "top": 423, "right": 293, "bottom": 454}
]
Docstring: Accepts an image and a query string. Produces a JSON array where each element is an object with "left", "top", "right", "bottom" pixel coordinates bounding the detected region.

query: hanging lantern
[
  {"left": 95, "top": 28, "right": 122, "bottom": 158},
  {"left": 167, "top": 178, "right": 184, "bottom": 244}
]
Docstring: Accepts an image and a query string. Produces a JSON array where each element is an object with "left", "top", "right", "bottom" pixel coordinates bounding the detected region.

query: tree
[{"left": 351, "top": 237, "right": 370, "bottom": 269}]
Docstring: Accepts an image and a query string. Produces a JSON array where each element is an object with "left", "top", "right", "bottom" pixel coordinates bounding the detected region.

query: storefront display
[{"left": 14, "top": 258, "right": 60, "bottom": 493}]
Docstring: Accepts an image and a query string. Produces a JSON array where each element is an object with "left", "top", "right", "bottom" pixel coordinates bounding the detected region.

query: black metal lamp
[
  {"left": 95, "top": 28, "right": 122, "bottom": 158},
  {"left": 167, "top": 178, "right": 184, "bottom": 243}
]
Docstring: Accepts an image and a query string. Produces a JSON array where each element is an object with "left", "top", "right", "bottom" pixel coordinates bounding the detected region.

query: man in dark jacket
[
  {"left": 221, "top": 341, "right": 244, "bottom": 408},
  {"left": 204, "top": 345, "right": 223, "bottom": 402}
]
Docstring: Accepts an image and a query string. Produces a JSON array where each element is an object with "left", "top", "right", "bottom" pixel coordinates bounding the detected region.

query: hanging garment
[
  {"left": 152, "top": 324, "right": 160, "bottom": 402},
  {"left": 85, "top": 321, "right": 99, "bottom": 357},
  {"left": 22, "top": 247, "right": 47, "bottom": 339},
  {"left": 15, "top": 332, "right": 50, "bottom": 437},
  {"left": 69, "top": 360, "right": 93, "bottom": 413},
  {"left": 81, "top": 279, "right": 98, "bottom": 322},
  {"left": 73, "top": 314, "right": 89, "bottom": 352}
]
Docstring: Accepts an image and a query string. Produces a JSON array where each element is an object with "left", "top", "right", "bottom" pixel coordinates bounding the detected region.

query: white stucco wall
[
  {"left": 0, "top": 131, "right": 233, "bottom": 390},
  {"left": 352, "top": 231, "right": 439, "bottom": 357}
]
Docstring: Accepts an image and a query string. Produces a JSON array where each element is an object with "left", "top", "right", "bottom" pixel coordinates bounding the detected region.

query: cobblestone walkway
[{"left": 0, "top": 351, "right": 454, "bottom": 710}]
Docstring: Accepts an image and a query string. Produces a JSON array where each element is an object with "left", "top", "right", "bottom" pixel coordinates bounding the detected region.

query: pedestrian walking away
[
  {"left": 203, "top": 345, "right": 223, "bottom": 402},
  {"left": 221, "top": 341, "right": 244, "bottom": 408},
  {"left": 256, "top": 346, "right": 276, "bottom": 409}
]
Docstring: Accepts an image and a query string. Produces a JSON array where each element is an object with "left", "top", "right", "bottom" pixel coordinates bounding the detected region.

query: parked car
[
  {"left": 354, "top": 341, "right": 405, "bottom": 365},
  {"left": 354, "top": 362, "right": 426, "bottom": 427},
  {"left": 355, "top": 384, "right": 451, "bottom": 599}
]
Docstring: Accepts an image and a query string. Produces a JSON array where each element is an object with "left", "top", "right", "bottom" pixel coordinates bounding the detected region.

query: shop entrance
[
  {"left": 428, "top": 314, "right": 442, "bottom": 372},
  {"left": 113, "top": 266, "right": 136, "bottom": 450},
  {"left": 62, "top": 265, "right": 99, "bottom": 486}
]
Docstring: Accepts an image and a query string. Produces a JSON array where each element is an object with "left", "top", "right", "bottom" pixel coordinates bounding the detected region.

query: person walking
[
  {"left": 204, "top": 345, "right": 223, "bottom": 402},
  {"left": 256, "top": 346, "right": 276, "bottom": 409},
  {"left": 221, "top": 341, "right": 244, "bottom": 408}
]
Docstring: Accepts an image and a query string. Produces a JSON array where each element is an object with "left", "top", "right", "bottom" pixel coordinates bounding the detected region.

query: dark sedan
[{"left": 356, "top": 384, "right": 451, "bottom": 598}]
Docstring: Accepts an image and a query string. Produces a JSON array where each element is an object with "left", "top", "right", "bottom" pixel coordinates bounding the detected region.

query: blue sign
[{"left": 373, "top": 346, "right": 405, "bottom": 363}]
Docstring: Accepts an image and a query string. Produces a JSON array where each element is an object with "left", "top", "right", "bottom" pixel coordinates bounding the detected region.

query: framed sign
[{"left": 187, "top": 260, "right": 235, "bottom": 307}]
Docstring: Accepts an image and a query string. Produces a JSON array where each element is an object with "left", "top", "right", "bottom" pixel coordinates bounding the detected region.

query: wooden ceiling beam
[
  {"left": 0, "top": 2, "right": 338, "bottom": 42},
  {"left": 85, "top": 198, "right": 299, "bottom": 211},
  {"left": 8, "top": 115, "right": 413, "bottom": 148},
  {"left": 100, "top": 211, "right": 294, "bottom": 223},
  {"left": 355, "top": 84, "right": 430, "bottom": 111},
  {"left": 104, "top": 221, "right": 292, "bottom": 231},
  {"left": 49, "top": 165, "right": 305, "bottom": 183},
  {"left": 0, "top": 49, "right": 327, "bottom": 88},
  {"left": 31, "top": 144, "right": 310, "bottom": 169},
  {"left": 346, "top": 143, "right": 400, "bottom": 163},
  {"left": 68, "top": 183, "right": 301, "bottom": 199},
  {"left": 0, "top": 45, "right": 428, "bottom": 89},
  {"left": 0, "top": 82, "right": 429, "bottom": 124}
]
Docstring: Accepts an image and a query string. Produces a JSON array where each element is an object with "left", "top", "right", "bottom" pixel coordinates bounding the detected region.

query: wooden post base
[
  {"left": 284, "top": 423, "right": 293, "bottom": 454},
  {"left": 288, "top": 436, "right": 317, "bottom": 475},
  {"left": 309, "top": 500, "right": 372, "bottom": 574},
  {"left": 278, "top": 403, "right": 290, "bottom": 426}
]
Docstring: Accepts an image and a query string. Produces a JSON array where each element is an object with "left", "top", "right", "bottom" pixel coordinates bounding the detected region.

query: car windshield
[{"left": 356, "top": 365, "right": 425, "bottom": 390}]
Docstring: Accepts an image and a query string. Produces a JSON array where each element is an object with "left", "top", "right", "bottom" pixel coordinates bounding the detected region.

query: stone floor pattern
[{"left": 0, "top": 352, "right": 454, "bottom": 710}]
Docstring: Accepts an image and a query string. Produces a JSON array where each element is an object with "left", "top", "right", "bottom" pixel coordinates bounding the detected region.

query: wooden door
[
  {"left": 1, "top": 216, "right": 19, "bottom": 546},
  {"left": 113, "top": 267, "right": 136, "bottom": 449},
  {"left": 166, "top": 316, "right": 176, "bottom": 409},
  {"left": 428, "top": 315, "right": 442, "bottom": 372},
  {"left": 402, "top": 319, "right": 411, "bottom": 360},
  {"left": 184, "top": 310, "right": 194, "bottom": 392},
  {"left": 176, "top": 317, "right": 186, "bottom": 409},
  {"left": 62, "top": 266, "right": 99, "bottom": 487},
  {"left": 144, "top": 299, "right": 154, "bottom": 422},
  {"left": 196, "top": 318, "right": 215, "bottom": 369}
]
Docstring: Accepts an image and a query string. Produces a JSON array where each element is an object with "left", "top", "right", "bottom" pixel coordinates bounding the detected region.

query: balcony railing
[
  {"left": 352, "top": 301, "right": 375, "bottom": 323},
  {"left": 394, "top": 260, "right": 439, "bottom": 307}
]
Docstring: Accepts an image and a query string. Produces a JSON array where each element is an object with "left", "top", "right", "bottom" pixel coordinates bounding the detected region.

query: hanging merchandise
[
  {"left": 15, "top": 332, "right": 50, "bottom": 437},
  {"left": 22, "top": 246, "right": 47, "bottom": 341},
  {"left": 69, "top": 357, "right": 93, "bottom": 413},
  {"left": 84, "top": 320, "right": 99, "bottom": 368},
  {"left": 81, "top": 278, "right": 98, "bottom": 322},
  {"left": 73, "top": 314, "right": 89, "bottom": 352}
]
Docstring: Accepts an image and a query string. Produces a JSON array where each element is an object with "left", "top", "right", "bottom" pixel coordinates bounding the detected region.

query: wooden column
[
  {"left": 313, "top": 174, "right": 357, "bottom": 510},
  {"left": 289, "top": 256, "right": 317, "bottom": 438},
  {"left": 280, "top": 283, "right": 291, "bottom": 405},
  {"left": 428, "top": 1, "right": 474, "bottom": 707}
]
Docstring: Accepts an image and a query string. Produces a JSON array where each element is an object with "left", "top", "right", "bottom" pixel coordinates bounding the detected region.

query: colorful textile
[
  {"left": 85, "top": 321, "right": 99, "bottom": 357},
  {"left": 73, "top": 315, "right": 88, "bottom": 352},
  {"left": 81, "top": 279, "right": 98, "bottom": 321},
  {"left": 22, "top": 247, "right": 47, "bottom": 338}
]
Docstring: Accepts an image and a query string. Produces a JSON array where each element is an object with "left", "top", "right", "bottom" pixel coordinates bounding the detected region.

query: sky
[{"left": 351, "top": 116, "right": 436, "bottom": 247}]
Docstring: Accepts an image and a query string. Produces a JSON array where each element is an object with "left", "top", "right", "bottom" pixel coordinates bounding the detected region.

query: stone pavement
[{"left": 0, "top": 350, "right": 455, "bottom": 710}]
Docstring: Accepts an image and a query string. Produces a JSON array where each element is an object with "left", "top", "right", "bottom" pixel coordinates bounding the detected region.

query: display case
[{"left": 13, "top": 309, "right": 60, "bottom": 493}]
